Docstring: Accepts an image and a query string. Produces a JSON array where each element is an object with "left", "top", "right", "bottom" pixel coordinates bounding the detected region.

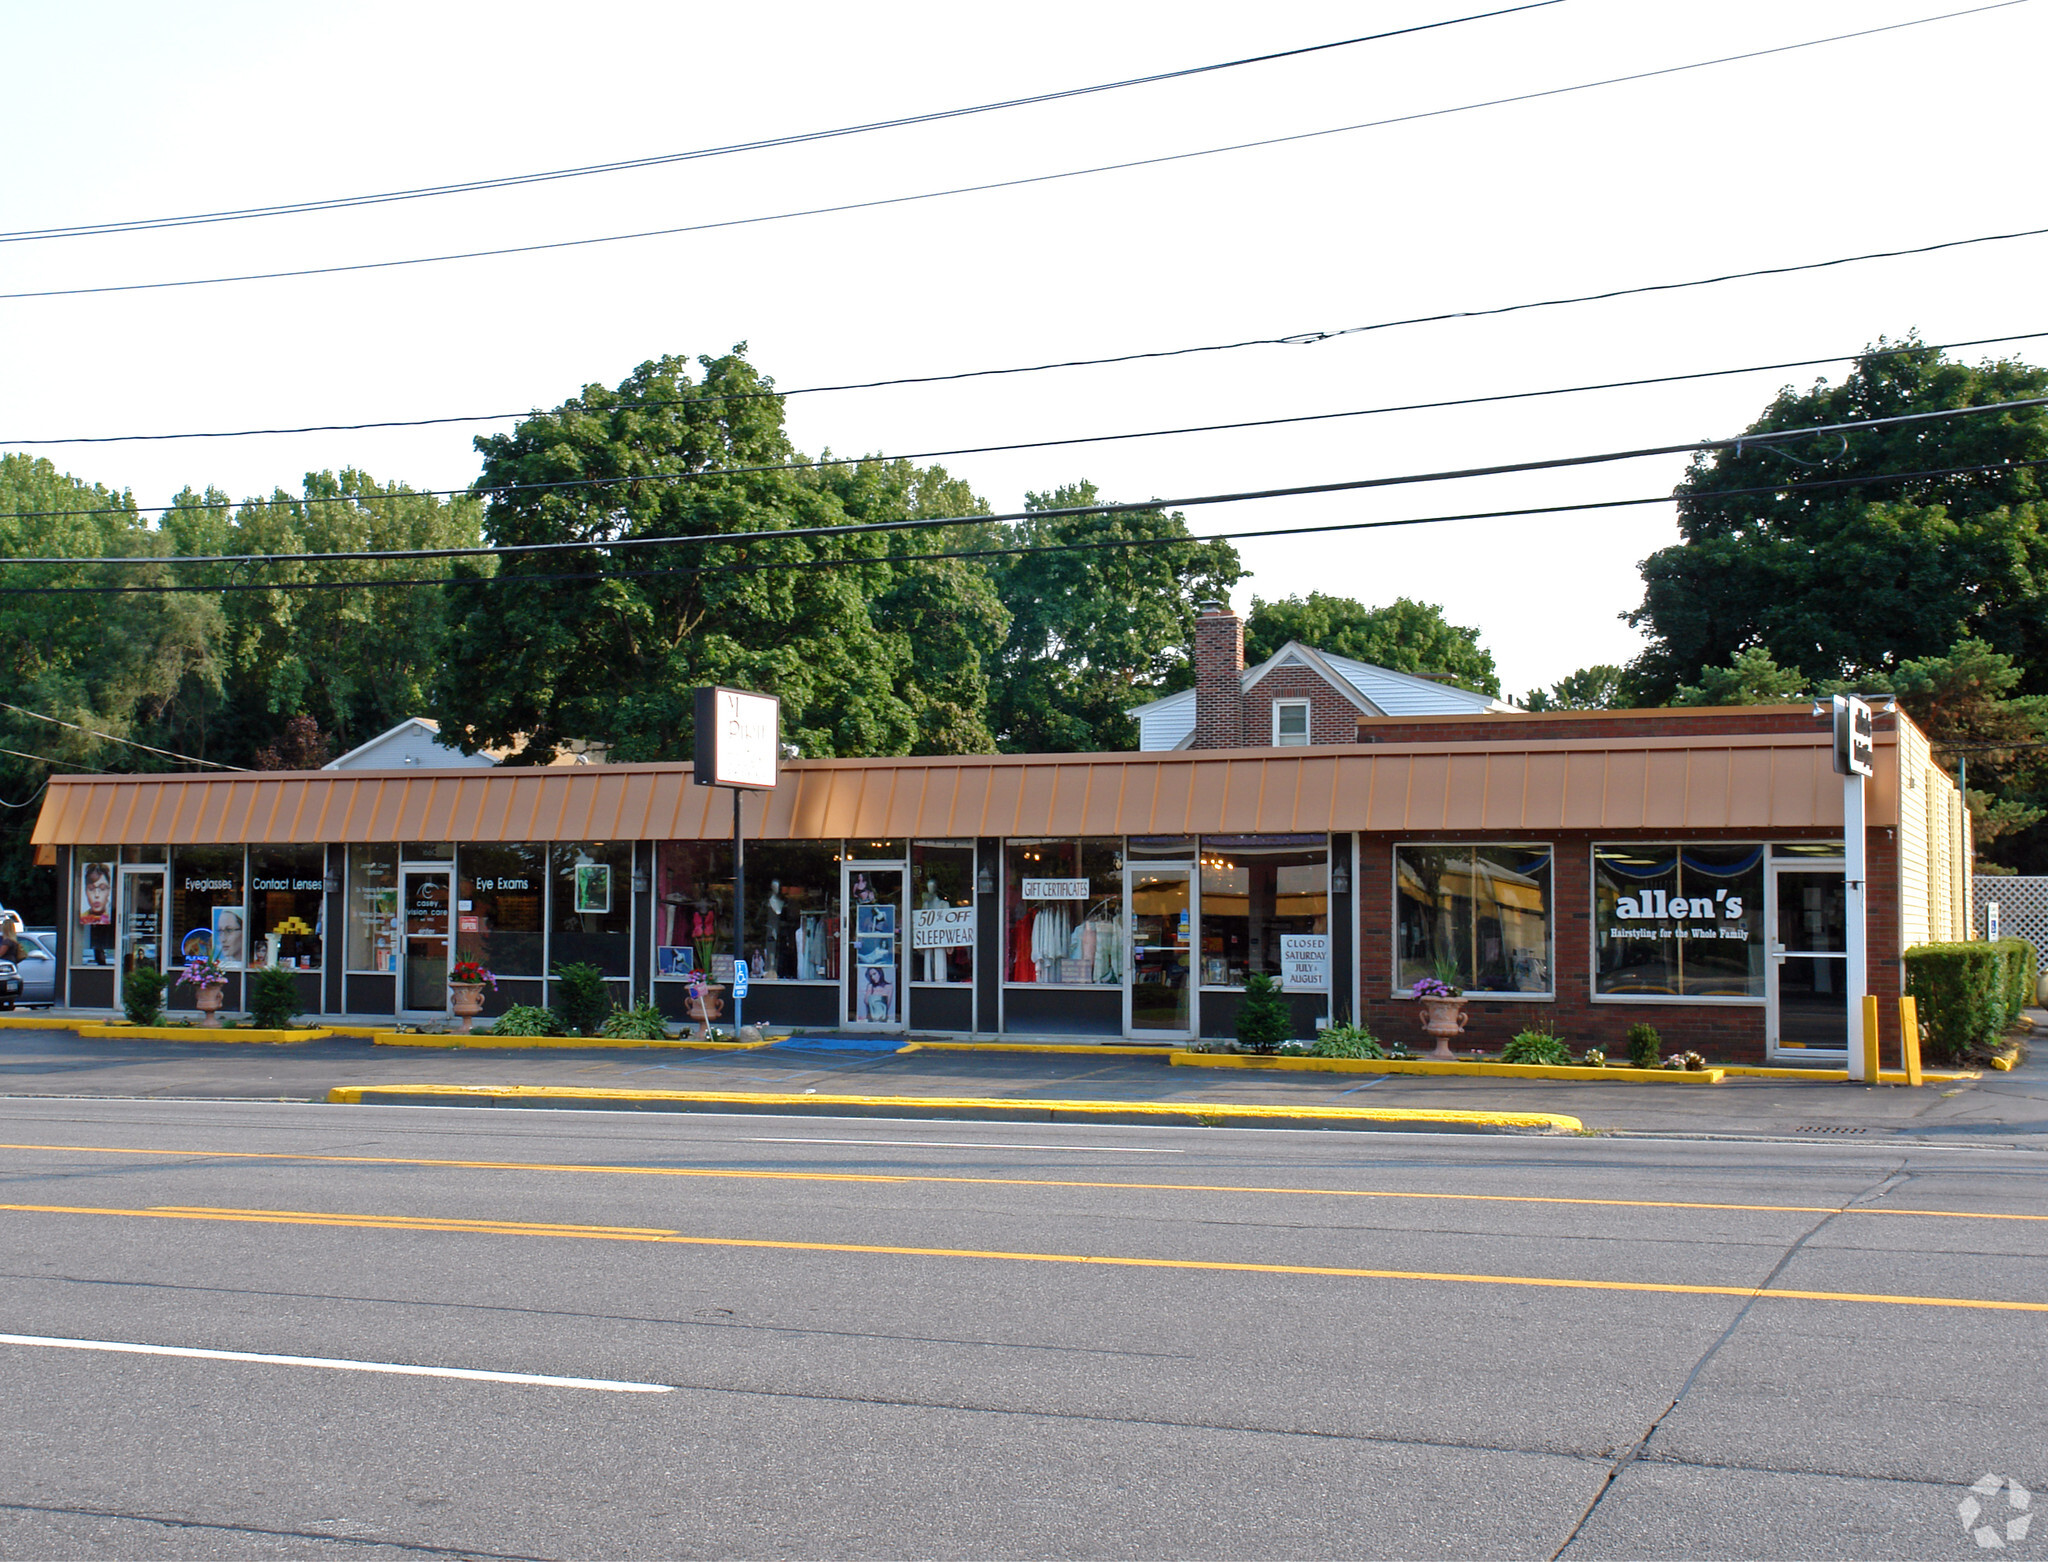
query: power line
[
  {"left": 0, "top": 701, "right": 245, "bottom": 771},
  {"left": 7, "top": 325, "right": 2045, "bottom": 452},
  {"left": 9, "top": 329, "right": 2048, "bottom": 533},
  {"left": 9, "top": 452, "right": 2044, "bottom": 599},
  {"left": 0, "top": 5, "right": 1565, "bottom": 244},
  {"left": 5, "top": 393, "right": 2042, "bottom": 569},
  {"left": 3, "top": 3, "right": 2018, "bottom": 304}
]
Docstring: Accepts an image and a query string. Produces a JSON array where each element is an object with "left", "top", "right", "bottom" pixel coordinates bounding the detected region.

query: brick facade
[
  {"left": 1243, "top": 664, "right": 1364, "bottom": 747},
  {"left": 1352, "top": 826, "right": 1905, "bottom": 1066}
]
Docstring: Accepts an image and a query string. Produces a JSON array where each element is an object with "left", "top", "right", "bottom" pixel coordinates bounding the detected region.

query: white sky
[{"left": 4, "top": 0, "right": 2041, "bottom": 702}]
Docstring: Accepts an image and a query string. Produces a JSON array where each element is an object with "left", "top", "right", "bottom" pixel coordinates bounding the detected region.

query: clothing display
[{"left": 797, "top": 911, "right": 838, "bottom": 980}]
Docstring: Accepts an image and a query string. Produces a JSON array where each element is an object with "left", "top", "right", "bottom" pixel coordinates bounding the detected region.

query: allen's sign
[{"left": 693, "top": 686, "right": 780, "bottom": 790}]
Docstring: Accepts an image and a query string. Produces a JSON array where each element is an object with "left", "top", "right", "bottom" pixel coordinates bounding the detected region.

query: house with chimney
[{"left": 1126, "top": 601, "right": 1517, "bottom": 751}]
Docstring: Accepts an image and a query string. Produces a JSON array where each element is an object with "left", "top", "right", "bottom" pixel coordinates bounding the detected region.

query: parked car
[
  {"left": 0, "top": 958, "right": 20, "bottom": 1009},
  {"left": 10, "top": 932, "right": 56, "bottom": 1007}
]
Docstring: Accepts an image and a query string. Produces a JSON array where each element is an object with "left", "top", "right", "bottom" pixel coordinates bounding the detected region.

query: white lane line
[
  {"left": 742, "top": 1136, "right": 1184, "bottom": 1153},
  {"left": 0, "top": 1333, "right": 672, "bottom": 1393}
]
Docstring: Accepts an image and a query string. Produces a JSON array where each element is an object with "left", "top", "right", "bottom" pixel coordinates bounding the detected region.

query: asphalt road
[
  {"left": 1, "top": 1096, "right": 2043, "bottom": 1559},
  {"left": 3, "top": 1025, "right": 2045, "bottom": 1143}
]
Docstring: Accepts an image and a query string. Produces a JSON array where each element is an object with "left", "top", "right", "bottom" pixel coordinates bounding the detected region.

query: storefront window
[
  {"left": 1199, "top": 836, "right": 1328, "bottom": 989},
  {"left": 346, "top": 845, "right": 400, "bottom": 973},
  {"left": 1594, "top": 844, "right": 1765, "bottom": 1000},
  {"left": 171, "top": 846, "right": 247, "bottom": 970},
  {"left": 1005, "top": 839, "right": 1122, "bottom": 984},
  {"left": 248, "top": 846, "right": 326, "bottom": 971},
  {"left": 457, "top": 844, "right": 546, "bottom": 977},
  {"left": 738, "top": 841, "right": 839, "bottom": 982},
  {"left": 551, "top": 842, "right": 633, "bottom": 977},
  {"left": 73, "top": 850, "right": 117, "bottom": 967},
  {"left": 1395, "top": 844, "right": 1553, "bottom": 995},
  {"left": 910, "top": 842, "right": 975, "bottom": 985},
  {"left": 654, "top": 841, "right": 727, "bottom": 978}
]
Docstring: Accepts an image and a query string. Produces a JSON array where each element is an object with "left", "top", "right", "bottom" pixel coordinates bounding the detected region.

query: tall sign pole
[
  {"left": 693, "top": 686, "right": 780, "bottom": 1037},
  {"left": 1833, "top": 694, "right": 1875, "bottom": 1080}
]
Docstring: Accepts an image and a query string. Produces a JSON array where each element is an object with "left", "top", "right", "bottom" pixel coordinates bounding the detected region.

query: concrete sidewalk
[{"left": 0, "top": 1022, "right": 2038, "bottom": 1144}]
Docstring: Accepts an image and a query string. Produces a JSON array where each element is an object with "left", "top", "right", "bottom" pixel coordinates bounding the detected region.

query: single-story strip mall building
[{"left": 29, "top": 702, "right": 1972, "bottom": 1064}]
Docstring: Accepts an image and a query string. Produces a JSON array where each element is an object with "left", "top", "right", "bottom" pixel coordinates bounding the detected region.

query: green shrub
[
  {"left": 489, "top": 1003, "right": 560, "bottom": 1038},
  {"left": 601, "top": 1002, "right": 671, "bottom": 1040},
  {"left": 1312, "top": 1022, "right": 1386, "bottom": 1059},
  {"left": 122, "top": 966, "right": 167, "bottom": 1027},
  {"left": 248, "top": 965, "right": 302, "bottom": 1030},
  {"left": 1500, "top": 1030, "right": 1572, "bottom": 1067},
  {"left": 1906, "top": 942, "right": 2016, "bottom": 1063},
  {"left": 551, "top": 962, "right": 612, "bottom": 1037},
  {"left": 1234, "top": 973, "right": 1292, "bottom": 1054},
  {"left": 1625, "top": 1023, "right": 1661, "bottom": 1070},
  {"left": 1996, "top": 939, "right": 2038, "bottom": 1025}
]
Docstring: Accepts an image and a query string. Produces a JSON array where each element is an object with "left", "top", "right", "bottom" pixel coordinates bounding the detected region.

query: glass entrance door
[
  {"left": 116, "top": 868, "right": 165, "bottom": 1011},
  {"left": 1127, "top": 864, "right": 1194, "bottom": 1036},
  {"left": 401, "top": 869, "right": 453, "bottom": 1015},
  {"left": 844, "top": 864, "right": 904, "bottom": 1028},
  {"left": 1768, "top": 865, "right": 1848, "bottom": 1054}
]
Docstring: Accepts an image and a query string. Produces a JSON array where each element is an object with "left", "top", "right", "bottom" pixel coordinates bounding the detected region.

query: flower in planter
[
  {"left": 451, "top": 961, "right": 497, "bottom": 991},
  {"left": 176, "top": 955, "right": 227, "bottom": 989},
  {"left": 1410, "top": 977, "right": 1463, "bottom": 1000}
]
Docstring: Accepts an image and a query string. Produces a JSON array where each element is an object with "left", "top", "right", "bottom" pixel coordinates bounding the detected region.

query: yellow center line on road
[
  {"left": 2, "top": 1198, "right": 2044, "bottom": 1315},
  {"left": 1, "top": 1139, "right": 2043, "bottom": 1226}
]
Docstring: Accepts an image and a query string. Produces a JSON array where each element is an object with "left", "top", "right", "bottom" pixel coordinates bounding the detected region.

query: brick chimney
[{"left": 1191, "top": 600, "right": 1245, "bottom": 749}]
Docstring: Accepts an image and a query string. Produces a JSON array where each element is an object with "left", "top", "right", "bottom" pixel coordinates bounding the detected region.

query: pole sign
[
  {"left": 1832, "top": 693, "right": 1874, "bottom": 777},
  {"left": 693, "top": 686, "right": 780, "bottom": 789},
  {"left": 731, "top": 959, "right": 749, "bottom": 999}
]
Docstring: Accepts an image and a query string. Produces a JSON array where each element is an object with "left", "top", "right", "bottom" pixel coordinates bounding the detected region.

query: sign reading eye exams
[{"left": 693, "top": 686, "right": 780, "bottom": 790}]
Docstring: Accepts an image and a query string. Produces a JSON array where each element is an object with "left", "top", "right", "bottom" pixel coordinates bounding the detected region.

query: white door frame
[
  {"left": 841, "top": 859, "right": 907, "bottom": 1030},
  {"left": 114, "top": 863, "right": 167, "bottom": 1012},
  {"left": 397, "top": 865, "right": 454, "bottom": 1020},
  {"left": 1124, "top": 859, "right": 1197, "bottom": 1041},
  {"left": 1766, "top": 858, "right": 1848, "bottom": 1058}
]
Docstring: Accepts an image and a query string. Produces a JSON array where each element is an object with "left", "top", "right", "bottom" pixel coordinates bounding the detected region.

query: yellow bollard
[
  {"left": 1900, "top": 995, "right": 1923, "bottom": 1087},
  {"left": 1861, "top": 994, "right": 1882, "bottom": 1086}
]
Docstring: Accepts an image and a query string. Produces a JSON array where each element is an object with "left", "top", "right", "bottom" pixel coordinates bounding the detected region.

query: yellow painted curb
[
  {"left": 1171, "top": 1053, "right": 1723, "bottom": 1084},
  {"left": 324, "top": 1083, "right": 1579, "bottom": 1132},
  {"left": 1717, "top": 1065, "right": 1980, "bottom": 1082},
  {"left": 73, "top": 1024, "right": 328, "bottom": 1044},
  {"left": 901, "top": 1041, "right": 1180, "bottom": 1057},
  {"left": 371, "top": 1031, "right": 771, "bottom": 1051},
  {"left": 0, "top": 1014, "right": 67, "bottom": 1027}
]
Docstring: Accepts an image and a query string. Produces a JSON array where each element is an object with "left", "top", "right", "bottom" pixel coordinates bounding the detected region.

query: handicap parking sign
[{"left": 732, "top": 960, "right": 749, "bottom": 998}]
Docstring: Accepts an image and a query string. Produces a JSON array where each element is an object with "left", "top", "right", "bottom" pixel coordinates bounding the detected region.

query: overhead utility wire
[
  {"left": 0, "top": 4, "right": 1564, "bottom": 243},
  {"left": 1, "top": 1, "right": 2017, "bottom": 303},
  {"left": 9, "top": 325, "right": 2046, "bottom": 451},
  {"left": 0, "top": 701, "right": 245, "bottom": 771},
  {"left": 12, "top": 454, "right": 2044, "bottom": 600},
  {"left": 7, "top": 398, "right": 2043, "bottom": 578}
]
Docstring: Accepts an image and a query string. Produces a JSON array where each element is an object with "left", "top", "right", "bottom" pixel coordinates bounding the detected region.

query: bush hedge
[
  {"left": 248, "top": 966, "right": 302, "bottom": 1030},
  {"left": 122, "top": 965, "right": 167, "bottom": 1027},
  {"left": 1234, "top": 973, "right": 1291, "bottom": 1054},
  {"left": 551, "top": 962, "right": 612, "bottom": 1037},
  {"left": 1904, "top": 940, "right": 2037, "bottom": 1064}
]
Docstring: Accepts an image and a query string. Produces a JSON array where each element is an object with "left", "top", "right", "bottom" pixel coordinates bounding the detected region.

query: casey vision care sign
[{"left": 693, "top": 686, "right": 780, "bottom": 790}]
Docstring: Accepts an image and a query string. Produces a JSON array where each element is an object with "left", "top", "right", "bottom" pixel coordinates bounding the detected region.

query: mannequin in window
[{"left": 919, "top": 878, "right": 947, "bottom": 982}]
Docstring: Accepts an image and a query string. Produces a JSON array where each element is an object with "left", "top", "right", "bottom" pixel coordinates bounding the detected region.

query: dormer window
[{"left": 1273, "top": 699, "right": 1311, "bottom": 746}]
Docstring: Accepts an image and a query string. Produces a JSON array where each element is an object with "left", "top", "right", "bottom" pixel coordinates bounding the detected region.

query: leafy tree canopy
[
  {"left": 1630, "top": 337, "right": 2048, "bottom": 702},
  {"left": 1243, "top": 593, "right": 1499, "bottom": 695},
  {"left": 988, "top": 483, "right": 1242, "bottom": 753},
  {"left": 431, "top": 349, "right": 1010, "bottom": 763},
  {"left": 1522, "top": 664, "right": 1630, "bottom": 711}
]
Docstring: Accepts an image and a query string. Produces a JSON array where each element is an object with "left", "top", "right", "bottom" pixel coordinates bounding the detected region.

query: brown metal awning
[{"left": 29, "top": 732, "right": 1894, "bottom": 851}]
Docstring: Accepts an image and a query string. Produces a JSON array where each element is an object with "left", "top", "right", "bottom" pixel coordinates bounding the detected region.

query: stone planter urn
[
  {"left": 194, "top": 982, "right": 227, "bottom": 1028},
  {"left": 449, "top": 981, "right": 487, "bottom": 1033},
  {"left": 1417, "top": 994, "right": 1469, "bottom": 1060},
  {"left": 686, "top": 984, "right": 727, "bottom": 1039}
]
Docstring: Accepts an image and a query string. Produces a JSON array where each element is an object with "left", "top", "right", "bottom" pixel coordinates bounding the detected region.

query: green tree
[
  {"left": 1243, "top": 593, "right": 1498, "bottom": 695},
  {"left": 430, "top": 349, "right": 1007, "bottom": 762},
  {"left": 987, "top": 482, "right": 1242, "bottom": 752},
  {"left": 1671, "top": 647, "right": 1810, "bottom": 706},
  {"left": 1523, "top": 664, "right": 1630, "bottom": 711},
  {"left": 1630, "top": 338, "right": 2048, "bottom": 701}
]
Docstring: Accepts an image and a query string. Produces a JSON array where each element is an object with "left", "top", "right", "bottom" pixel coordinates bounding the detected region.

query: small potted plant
[
  {"left": 1410, "top": 963, "right": 1468, "bottom": 1060},
  {"left": 449, "top": 961, "right": 496, "bottom": 1033},
  {"left": 177, "top": 954, "right": 230, "bottom": 1027}
]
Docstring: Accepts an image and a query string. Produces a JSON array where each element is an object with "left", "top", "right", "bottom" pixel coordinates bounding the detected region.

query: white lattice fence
[{"left": 1974, "top": 878, "right": 2048, "bottom": 970}]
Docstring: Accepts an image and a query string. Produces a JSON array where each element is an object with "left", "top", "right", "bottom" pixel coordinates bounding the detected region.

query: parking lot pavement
[{"left": 0, "top": 1024, "right": 2039, "bottom": 1144}]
